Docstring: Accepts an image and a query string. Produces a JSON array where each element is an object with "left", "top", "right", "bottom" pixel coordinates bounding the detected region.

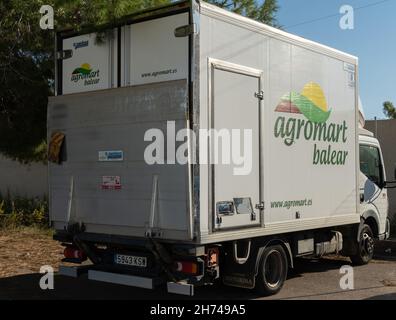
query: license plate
[{"left": 114, "top": 254, "right": 147, "bottom": 267}]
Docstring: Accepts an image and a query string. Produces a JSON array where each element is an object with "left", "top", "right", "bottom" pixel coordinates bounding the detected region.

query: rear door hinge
[
  {"left": 56, "top": 49, "right": 73, "bottom": 60},
  {"left": 255, "top": 202, "right": 265, "bottom": 210},
  {"left": 254, "top": 91, "right": 264, "bottom": 101},
  {"left": 174, "top": 24, "right": 197, "bottom": 37}
]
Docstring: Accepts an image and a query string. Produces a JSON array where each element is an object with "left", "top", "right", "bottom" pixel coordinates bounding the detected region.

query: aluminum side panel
[{"left": 198, "top": 11, "right": 359, "bottom": 243}]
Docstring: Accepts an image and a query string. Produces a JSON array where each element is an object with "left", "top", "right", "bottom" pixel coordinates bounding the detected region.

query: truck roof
[
  {"left": 57, "top": 0, "right": 190, "bottom": 37},
  {"left": 200, "top": 1, "right": 358, "bottom": 65},
  {"left": 57, "top": 0, "right": 358, "bottom": 66}
]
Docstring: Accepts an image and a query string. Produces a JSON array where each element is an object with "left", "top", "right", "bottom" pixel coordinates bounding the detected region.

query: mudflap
[
  {"left": 221, "top": 240, "right": 260, "bottom": 290},
  {"left": 221, "top": 238, "right": 293, "bottom": 290},
  {"left": 339, "top": 223, "right": 360, "bottom": 256}
]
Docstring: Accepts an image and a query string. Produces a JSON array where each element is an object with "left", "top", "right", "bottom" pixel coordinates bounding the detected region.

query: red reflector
[
  {"left": 64, "top": 247, "right": 86, "bottom": 260},
  {"left": 175, "top": 261, "right": 198, "bottom": 275}
]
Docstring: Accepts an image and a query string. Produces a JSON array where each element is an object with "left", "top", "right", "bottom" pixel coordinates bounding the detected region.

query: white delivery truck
[{"left": 48, "top": 0, "right": 391, "bottom": 296}]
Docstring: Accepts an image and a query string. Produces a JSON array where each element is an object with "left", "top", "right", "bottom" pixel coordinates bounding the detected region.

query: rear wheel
[
  {"left": 350, "top": 224, "right": 374, "bottom": 265},
  {"left": 254, "top": 245, "right": 288, "bottom": 296}
]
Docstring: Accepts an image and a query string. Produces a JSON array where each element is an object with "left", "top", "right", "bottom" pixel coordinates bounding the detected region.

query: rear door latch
[
  {"left": 254, "top": 91, "right": 264, "bottom": 100},
  {"left": 255, "top": 202, "right": 264, "bottom": 210},
  {"left": 56, "top": 49, "right": 73, "bottom": 60},
  {"left": 174, "top": 24, "right": 197, "bottom": 37}
]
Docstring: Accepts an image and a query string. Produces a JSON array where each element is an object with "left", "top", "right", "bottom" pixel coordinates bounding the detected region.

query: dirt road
[{"left": 0, "top": 228, "right": 64, "bottom": 278}]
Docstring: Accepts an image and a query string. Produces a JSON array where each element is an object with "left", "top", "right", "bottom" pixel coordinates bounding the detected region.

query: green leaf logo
[
  {"left": 72, "top": 63, "right": 92, "bottom": 75},
  {"left": 275, "top": 82, "right": 331, "bottom": 123}
]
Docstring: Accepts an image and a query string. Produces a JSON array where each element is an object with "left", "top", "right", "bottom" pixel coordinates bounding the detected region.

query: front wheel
[
  {"left": 254, "top": 245, "right": 288, "bottom": 296},
  {"left": 350, "top": 224, "right": 374, "bottom": 266}
]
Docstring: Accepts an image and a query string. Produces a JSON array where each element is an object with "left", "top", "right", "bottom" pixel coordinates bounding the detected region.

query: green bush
[{"left": 0, "top": 192, "right": 48, "bottom": 229}]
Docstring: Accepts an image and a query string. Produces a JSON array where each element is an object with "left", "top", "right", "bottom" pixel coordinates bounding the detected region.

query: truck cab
[{"left": 359, "top": 128, "right": 391, "bottom": 246}]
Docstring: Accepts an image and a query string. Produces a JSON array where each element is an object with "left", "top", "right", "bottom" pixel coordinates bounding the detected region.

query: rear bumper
[
  {"left": 59, "top": 266, "right": 195, "bottom": 296},
  {"left": 88, "top": 270, "right": 157, "bottom": 290},
  {"left": 55, "top": 230, "right": 216, "bottom": 294}
]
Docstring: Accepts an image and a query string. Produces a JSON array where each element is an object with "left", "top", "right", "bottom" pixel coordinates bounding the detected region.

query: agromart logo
[
  {"left": 276, "top": 82, "right": 331, "bottom": 123},
  {"left": 71, "top": 63, "right": 100, "bottom": 86},
  {"left": 274, "top": 82, "right": 349, "bottom": 166}
]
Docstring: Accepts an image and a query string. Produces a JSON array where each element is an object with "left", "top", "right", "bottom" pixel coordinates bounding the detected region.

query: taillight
[
  {"left": 64, "top": 246, "right": 87, "bottom": 261},
  {"left": 207, "top": 247, "right": 219, "bottom": 267},
  {"left": 174, "top": 261, "right": 198, "bottom": 275}
]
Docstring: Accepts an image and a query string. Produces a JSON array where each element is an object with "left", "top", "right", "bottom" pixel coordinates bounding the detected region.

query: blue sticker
[{"left": 99, "top": 150, "right": 124, "bottom": 162}]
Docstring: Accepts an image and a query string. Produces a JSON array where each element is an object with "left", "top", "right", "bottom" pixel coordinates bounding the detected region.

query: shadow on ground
[
  {"left": 0, "top": 256, "right": 364, "bottom": 300},
  {"left": 289, "top": 257, "right": 351, "bottom": 279},
  {"left": 365, "top": 293, "right": 396, "bottom": 300},
  {"left": 0, "top": 272, "right": 262, "bottom": 300}
]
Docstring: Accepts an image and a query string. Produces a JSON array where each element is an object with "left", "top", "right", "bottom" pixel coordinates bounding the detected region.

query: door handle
[
  {"left": 254, "top": 91, "right": 264, "bottom": 101},
  {"left": 255, "top": 202, "right": 264, "bottom": 210},
  {"left": 253, "top": 202, "right": 264, "bottom": 221}
]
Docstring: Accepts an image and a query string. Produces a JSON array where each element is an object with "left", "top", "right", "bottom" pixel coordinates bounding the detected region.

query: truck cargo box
[{"left": 48, "top": 0, "right": 359, "bottom": 245}]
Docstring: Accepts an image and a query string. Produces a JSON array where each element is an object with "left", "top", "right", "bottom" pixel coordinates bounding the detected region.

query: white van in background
[{"left": 357, "top": 128, "right": 391, "bottom": 264}]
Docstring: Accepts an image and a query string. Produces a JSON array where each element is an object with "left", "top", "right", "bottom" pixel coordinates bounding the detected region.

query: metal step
[{"left": 58, "top": 265, "right": 93, "bottom": 278}]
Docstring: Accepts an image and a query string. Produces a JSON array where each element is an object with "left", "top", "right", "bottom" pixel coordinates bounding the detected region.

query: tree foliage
[
  {"left": 55, "top": 0, "right": 170, "bottom": 30},
  {"left": 0, "top": 0, "right": 279, "bottom": 163},
  {"left": 0, "top": 0, "right": 169, "bottom": 163},
  {"left": 206, "top": 0, "right": 280, "bottom": 26},
  {"left": 0, "top": 0, "right": 53, "bottom": 162},
  {"left": 383, "top": 101, "right": 396, "bottom": 119}
]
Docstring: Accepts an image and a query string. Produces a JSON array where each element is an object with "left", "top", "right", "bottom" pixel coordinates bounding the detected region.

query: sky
[{"left": 275, "top": 0, "right": 396, "bottom": 120}]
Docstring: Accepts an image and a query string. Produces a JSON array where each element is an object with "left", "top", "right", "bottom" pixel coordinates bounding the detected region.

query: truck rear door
[
  {"left": 209, "top": 59, "right": 263, "bottom": 231},
  {"left": 50, "top": 9, "right": 193, "bottom": 241}
]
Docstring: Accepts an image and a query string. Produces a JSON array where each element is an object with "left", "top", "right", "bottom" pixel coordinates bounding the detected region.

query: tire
[
  {"left": 254, "top": 245, "right": 288, "bottom": 296},
  {"left": 350, "top": 224, "right": 374, "bottom": 266}
]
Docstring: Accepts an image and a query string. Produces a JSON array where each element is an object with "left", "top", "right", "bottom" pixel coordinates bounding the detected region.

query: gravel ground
[{"left": 0, "top": 227, "right": 64, "bottom": 278}]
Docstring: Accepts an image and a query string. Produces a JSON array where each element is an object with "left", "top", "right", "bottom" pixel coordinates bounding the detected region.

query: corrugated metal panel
[{"left": 48, "top": 80, "right": 192, "bottom": 241}]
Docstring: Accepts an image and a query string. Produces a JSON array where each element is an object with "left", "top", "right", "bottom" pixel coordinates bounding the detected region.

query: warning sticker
[
  {"left": 343, "top": 62, "right": 356, "bottom": 73},
  {"left": 102, "top": 176, "right": 121, "bottom": 190},
  {"left": 344, "top": 62, "right": 356, "bottom": 88}
]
